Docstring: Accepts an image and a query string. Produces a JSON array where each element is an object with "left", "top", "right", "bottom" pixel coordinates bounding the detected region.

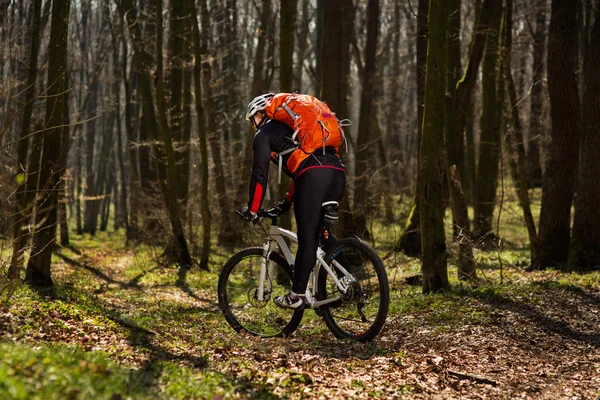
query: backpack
[{"left": 264, "top": 93, "right": 348, "bottom": 175}]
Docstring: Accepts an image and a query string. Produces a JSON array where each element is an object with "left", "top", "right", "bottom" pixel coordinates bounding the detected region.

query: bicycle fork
[{"left": 257, "top": 241, "right": 274, "bottom": 301}]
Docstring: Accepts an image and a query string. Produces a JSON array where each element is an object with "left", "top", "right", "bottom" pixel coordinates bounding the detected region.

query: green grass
[
  {"left": 0, "top": 342, "right": 270, "bottom": 400},
  {"left": 0, "top": 343, "right": 144, "bottom": 400},
  {"left": 1, "top": 190, "right": 599, "bottom": 399}
]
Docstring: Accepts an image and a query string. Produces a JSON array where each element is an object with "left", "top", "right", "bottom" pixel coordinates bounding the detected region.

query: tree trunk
[
  {"left": 293, "top": 0, "right": 309, "bottom": 92},
  {"left": 314, "top": 0, "right": 324, "bottom": 94},
  {"left": 139, "top": 0, "right": 161, "bottom": 236},
  {"left": 75, "top": 124, "right": 83, "bottom": 235},
  {"left": 387, "top": 1, "right": 403, "bottom": 179},
  {"left": 570, "top": 5, "right": 600, "bottom": 270},
  {"left": 503, "top": 0, "right": 540, "bottom": 267},
  {"left": 227, "top": 0, "right": 244, "bottom": 176},
  {"left": 527, "top": 0, "right": 548, "bottom": 188},
  {"left": 59, "top": 74, "right": 72, "bottom": 246},
  {"left": 454, "top": 0, "right": 496, "bottom": 147},
  {"left": 111, "top": 26, "right": 129, "bottom": 235},
  {"left": 168, "top": 0, "right": 187, "bottom": 204},
  {"left": 441, "top": 0, "right": 497, "bottom": 272},
  {"left": 9, "top": 0, "right": 42, "bottom": 279},
  {"left": 198, "top": 0, "right": 234, "bottom": 246},
  {"left": 464, "top": 93, "right": 476, "bottom": 204},
  {"left": 538, "top": 0, "right": 580, "bottom": 268},
  {"left": 420, "top": 0, "right": 449, "bottom": 293},
  {"left": 120, "top": 34, "right": 140, "bottom": 240},
  {"left": 83, "top": 78, "right": 99, "bottom": 235},
  {"left": 100, "top": 173, "right": 113, "bottom": 232},
  {"left": 319, "top": 0, "right": 356, "bottom": 238},
  {"left": 154, "top": 0, "right": 192, "bottom": 265},
  {"left": 121, "top": 0, "right": 192, "bottom": 267},
  {"left": 395, "top": 0, "right": 428, "bottom": 257},
  {"left": 239, "top": 0, "right": 271, "bottom": 204},
  {"left": 26, "top": 0, "right": 71, "bottom": 293},
  {"left": 353, "top": 0, "right": 380, "bottom": 240},
  {"left": 189, "top": 0, "right": 211, "bottom": 270},
  {"left": 474, "top": 0, "right": 503, "bottom": 242},
  {"left": 278, "top": 0, "right": 296, "bottom": 233},
  {"left": 444, "top": 0, "right": 476, "bottom": 279}
]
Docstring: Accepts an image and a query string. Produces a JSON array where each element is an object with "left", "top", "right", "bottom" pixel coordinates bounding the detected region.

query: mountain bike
[{"left": 217, "top": 205, "right": 389, "bottom": 342}]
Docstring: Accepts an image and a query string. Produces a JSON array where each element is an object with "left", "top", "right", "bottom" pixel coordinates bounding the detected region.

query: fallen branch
[{"left": 447, "top": 369, "right": 498, "bottom": 386}]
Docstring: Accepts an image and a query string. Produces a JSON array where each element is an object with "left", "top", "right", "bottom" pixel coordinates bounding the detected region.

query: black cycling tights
[{"left": 292, "top": 167, "right": 346, "bottom": 295}]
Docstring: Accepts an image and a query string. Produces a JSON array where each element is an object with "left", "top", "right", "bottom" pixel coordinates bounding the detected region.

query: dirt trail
[{"left": 3, "top": 243, "right": 600, "bottom": 399}]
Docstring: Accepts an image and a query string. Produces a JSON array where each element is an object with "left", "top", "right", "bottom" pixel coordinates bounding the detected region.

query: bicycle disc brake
[
  {"left": 340, "top": 276, "right": 360, "bottom": 303},
  {"left": 248, "top": 287, "right": 270, "bottom": 308}
]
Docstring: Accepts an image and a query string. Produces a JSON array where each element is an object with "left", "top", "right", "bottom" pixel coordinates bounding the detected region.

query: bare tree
[
  {"left": 26, "top": 0, "right": 72, "bottom": 293},
  {"left": 353, "top": 0, "right": 380, "bottom": 240},
  {"left": 538, "top": 0, "right": 580, "bottom": 268},
  {"left": 570, "top": 4, "right": 600, "bottom": 270},
  {"left": 420, "top": 0, "right": 450, "bottom": 293}
]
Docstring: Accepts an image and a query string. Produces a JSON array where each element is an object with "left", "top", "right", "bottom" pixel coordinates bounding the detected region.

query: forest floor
[{"left": 1, "top": 215, "right": 600, "bottom": 399}]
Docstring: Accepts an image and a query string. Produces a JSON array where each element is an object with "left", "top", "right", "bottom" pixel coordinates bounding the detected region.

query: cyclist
[{"left": 238, "top": 93, "right": 346, "bottom": 309}]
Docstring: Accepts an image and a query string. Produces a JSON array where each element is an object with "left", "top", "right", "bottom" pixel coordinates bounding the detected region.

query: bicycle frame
[{"left": 257, "top": 224, "right": 355, "bottom": 309}]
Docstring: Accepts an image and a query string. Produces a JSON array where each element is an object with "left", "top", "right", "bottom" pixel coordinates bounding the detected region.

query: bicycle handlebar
[{"left": 236, "top": 208, "right": 280, "bottom": 225}]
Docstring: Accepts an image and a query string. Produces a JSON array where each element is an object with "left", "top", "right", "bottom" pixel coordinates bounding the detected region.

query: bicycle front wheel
[
  {"left": 317, "top": 238, "right": 389, "bottom": 342},
  {"left": 218, "top": 247, "right": 304, "bottom": 337}
]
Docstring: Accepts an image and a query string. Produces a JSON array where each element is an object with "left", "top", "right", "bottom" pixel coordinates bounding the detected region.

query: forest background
[{"left": 0, "top": 0, "right": 599, "bottom": 398}]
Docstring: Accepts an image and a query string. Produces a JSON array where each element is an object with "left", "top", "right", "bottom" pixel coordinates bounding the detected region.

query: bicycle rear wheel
[
  {"left": 317, "top": 238, "right": 389, "bottom": 342},
  {"left": 218, "top": 247, "right": 303, "bottom": 337}
]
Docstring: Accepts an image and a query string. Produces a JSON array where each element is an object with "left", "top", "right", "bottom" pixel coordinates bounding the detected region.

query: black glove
[
  {"left": 236, "top": 206, "right": 256, "bottom": 221},
  {"left": 275, "top": 199, "right": 292, "bottom": 215}
]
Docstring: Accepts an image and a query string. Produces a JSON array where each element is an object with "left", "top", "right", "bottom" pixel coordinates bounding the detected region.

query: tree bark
[
  {"left": 314, "top": 0, "right": 324, "bottom": 95},
  {"left": 570, "top": 5, "right": 600, "bottom": 270},
  {"left": 59, "top": 74, "right": 72, "bottom": 246},
  {"left": 25, "top": 0, "right": 71, "bottom": 293},
  {"left": 527, "top": 0, "right": 548, "bottom": 188},
  {"left": 353, "top": 0, "right": 380, "bottom": 240},
  {"left": 444, "top": 0, "right": 476, "bottom": 279},
  {"left": 154, "top": 0, "right": 192, "bottom": 265},
  {"left": 277, "top": 0, "right": 296, "bottom": 233},
  {"left": 198, "top": 0, "right": 234, "bottom": 246},
  {"left": 168, "top": 0, "right": 188, "bottom": 204},
  {"left": 9, "top": 0, "right": 42, "bottom": 279},
  {"left": 189, "top": 0, "right": 211, "bottom": 270},
  {"left": 121, "top": 0, "right": 192, "bottom": 267},
  {"left": 237, "top": 0, "right": 272, "bottom": 229},
  {"left": 538, "top": 0, "right": 580, "bottom": 268},
  {"left": 120, "top": 33, "right": 140, "bottom": 240},
  {"left": 474, "top": 0, "right": 503, "bottom": 242},
  {"left": 319, "top": 0, "right": 356, "bottom": 238},
  {"left": 110, "top": 24, "right": 129, "bottom": 235},
  {"left": 387, "top": 1, "right": 403, "bottom": 177},
  {"left": 420, "top": 0, "right": 449, "bottom": 293},
  {"left": 443, "top": 0, "right": 496, "bottom": 264},
  {"left": 75, "top": 123, "right": 83, "bottom": 235},
  {"left": 293, "top": 0, "right": 309, "bottom": 92},
  {"left": 138, "top": 0, "right": 161, "bottom": 236},
  {"left": 503, "top": 0, "right": 540, "bottom": 267},
  {"left": 395, "top": 0, "right": 428, "bottom": 257}
]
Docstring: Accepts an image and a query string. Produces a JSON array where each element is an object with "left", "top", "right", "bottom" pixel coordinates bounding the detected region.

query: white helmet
[{"left": 245, "top": 93, "right": 274, "bottom": 120}]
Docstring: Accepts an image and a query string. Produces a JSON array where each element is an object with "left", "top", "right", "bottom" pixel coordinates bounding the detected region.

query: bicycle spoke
[
  {"left": 219, "top": 248, "right": 303, "bottom": 337},
  {"left": 317, "top": 238, "right": 389, "bottom": 341}
]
